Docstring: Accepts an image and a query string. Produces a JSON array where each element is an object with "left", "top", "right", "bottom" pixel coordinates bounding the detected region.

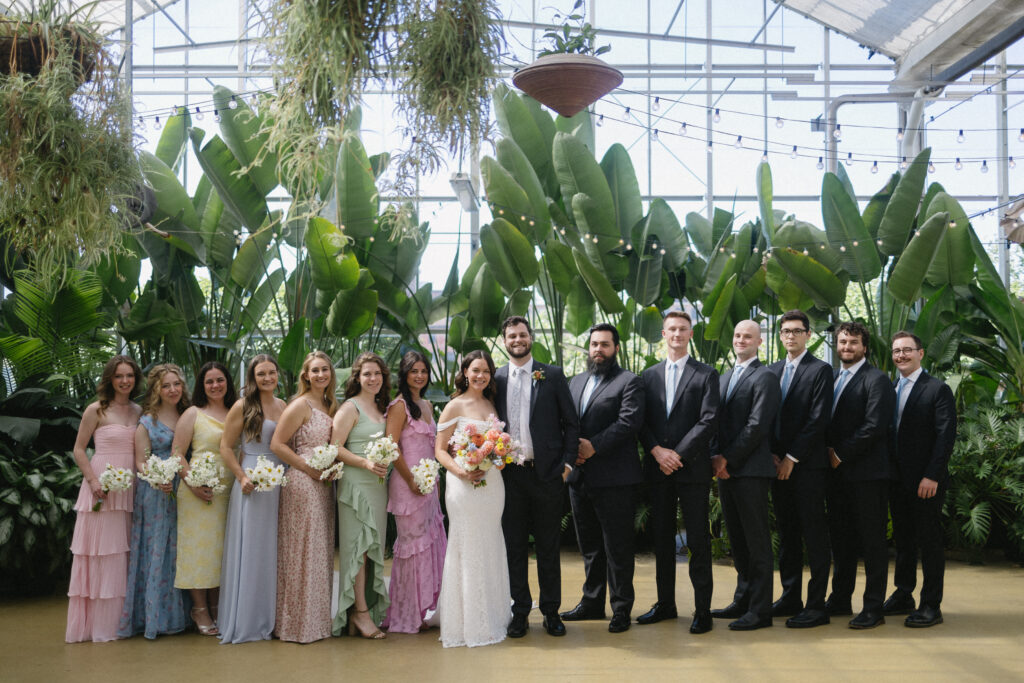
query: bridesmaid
[
  {"left": 118, "top": 364, "right": 191, "bottom": 639},
  {"left": 271, "top": 351, "right": 337, "bottom": 643},
  {"left": 171, "top": 361, "right": 238, "bottom": 636},
  {"left": 382, "top": 351, "right": 446, "bottom": 634},
  {"left": 332, "top": 351, "right": 391, "bottom": 639},
  {"left": 66, "top": 355, "right": 143, "bottom": 643},
  {"left": 217, "top": 355, "right": 286, "bottom": 643}
]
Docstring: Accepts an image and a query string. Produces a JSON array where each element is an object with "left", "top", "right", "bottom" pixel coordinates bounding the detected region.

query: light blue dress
[
  {"left": 118, "top": 416, "right": 189, "bottom": 639},
  {"left": 218, "top": 419, "right": 282, "bottom": 643}
]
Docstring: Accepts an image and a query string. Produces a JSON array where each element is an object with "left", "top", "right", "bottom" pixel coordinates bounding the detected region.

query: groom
[{"left": 496, "top": 316, "right": 579, "bottom": 638}]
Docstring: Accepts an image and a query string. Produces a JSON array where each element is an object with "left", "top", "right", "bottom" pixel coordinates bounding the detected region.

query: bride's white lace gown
[{"left": 436, "top": 416, "right": 511, "bottom": 648}]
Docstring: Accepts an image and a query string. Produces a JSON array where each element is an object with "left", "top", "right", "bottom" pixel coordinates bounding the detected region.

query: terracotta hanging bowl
[{"left": 512, "top": 53, "right": 622, "bottom": 118}]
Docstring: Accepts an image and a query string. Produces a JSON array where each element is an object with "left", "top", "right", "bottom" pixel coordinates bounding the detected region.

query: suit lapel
[
  {"left": 836, "top": 364, "right": 867, "bottom": 409},
  {"left": 495, "top": 364, "right": 508, "bottom": 417},
  {"left": 901, "top": 372, "right": 927, "bottom": 422},
  {"left": 670, "top": 360, "right": 697, "bottom": 416},
  {"left": 725, "top": 359, "right": 759, "bottom": 403},
  {"left": 528, "top": 360, "right": 540, "bottom": 420},
  {"left": 585, "top": 367, "right": 616, "bottom": 415},
  {"left": 572, "top": 371, "right": 589, "bottom": 414}
]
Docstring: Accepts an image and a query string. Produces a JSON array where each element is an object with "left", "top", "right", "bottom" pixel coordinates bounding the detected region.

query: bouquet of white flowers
[
  {"left": 136, "top": 452, "right": 183, "bottom": 498},
  {"left": 410, "top": 458, "right": 441, "bottom": 495},
  {"left": 365, "top": 433, "right": 400, "bottom": 484},
  {"left": 244, "top": 455, "right": 288, "bottom": 492},
  {"left": 183, "top": 451, "right": 229, "bottom": 501},
  {"left": 306, "top": 444, "right": 344, "bottom": 482},
  {"left": 93, "top": 463, "right": 133, "bottom": 511}
]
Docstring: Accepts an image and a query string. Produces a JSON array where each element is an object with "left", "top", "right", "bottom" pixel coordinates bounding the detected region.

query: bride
[{"left": 434, "top": 350, "right": 511, "bottom": 648}]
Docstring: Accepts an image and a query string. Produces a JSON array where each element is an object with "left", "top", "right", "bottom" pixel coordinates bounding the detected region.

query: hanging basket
[
  {"left": 512, "top": 53, "right": 622, "bottom": 118},
  {"left": 0, "top": 25, "right": 97, "bottom": 82}
]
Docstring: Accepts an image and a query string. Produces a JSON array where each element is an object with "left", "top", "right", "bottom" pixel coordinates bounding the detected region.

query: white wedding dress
[{"left": 436, "top": 416, "right": 511, "bottom": 648}]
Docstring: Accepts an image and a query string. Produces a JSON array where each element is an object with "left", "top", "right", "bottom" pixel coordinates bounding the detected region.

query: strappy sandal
[
  {"left": 348, "top": 608, "right": 386, "bottom": 639},
  {"left": 191, "top": 607, "right": 220, "bottom": 636}
]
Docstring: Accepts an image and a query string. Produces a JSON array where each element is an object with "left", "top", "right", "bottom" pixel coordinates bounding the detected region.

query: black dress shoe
[
  {"left": 560, "top": 602, "right": 606, "bottom": 621},
  {"left": 507, "top": 613, "right": 528, "bottom": 638},
  {"left": 904, "top": 606, "right": 943, "bottom": 628},
  {"left": 771, "top": 598, "right": 803, "bottom": 618},
  {"left": 882, "top": 590, "right": 917, "bottom": 616},
  {"left": 608, "top": 613, "right": 631, "bottom": 633},
  {"left": 785, "top": 609, "right": 830, "bottom": 628},
  {"left": 689, "top": 611, "right": 712, "bottom": 634},
  {"left": 728, "top": 614, "right": 773, "bottom": 631},
  {"left": 542, "top": 614, "right": 566, "bottom": 636},
  {"left": 710, "top": 601, "right": 747, "bottom": 619},
  {"left": 825, "top": 596, "right": 853, "bottom": 616},
  {"left": 849, "top": 611, "right": 885, "bottom": 629},
  {"left": 636, "top": 603, "right": 678, "bottom": 625}
]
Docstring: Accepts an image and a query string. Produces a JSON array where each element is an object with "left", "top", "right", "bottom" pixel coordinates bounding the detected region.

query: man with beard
[
  {"left": 495, "top": 316, "right": 579, "bottom": 638},
  {"left": 561, "top": 323, "right": 645, "bottom": 633}
]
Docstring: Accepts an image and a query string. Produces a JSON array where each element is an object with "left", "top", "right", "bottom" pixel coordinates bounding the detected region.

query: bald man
[{"left": 709, "top": 320, "right": 781, "bottom": 630}]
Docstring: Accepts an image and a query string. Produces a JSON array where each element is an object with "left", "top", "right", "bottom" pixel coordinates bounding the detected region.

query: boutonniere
[{"left": 532, "top": 370, "right": 545, "bottom": 382}]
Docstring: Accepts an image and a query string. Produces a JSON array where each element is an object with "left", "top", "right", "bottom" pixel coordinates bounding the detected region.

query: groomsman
[
  {"left": 638, "top": 311, "right": 719, "bottom": 634},
  {"left": 562, "top": 323, "right": 645, "bottom": 633},
  {"left": 826, "top": 321, "right": 896, "bottom": 629},
  {"left": 883, "top": 331, "right": 956, "bottom": 628},
  {"left": 709, "top": 320, "right": 780, "bottom": 631},
  {"left": 495, "top": 316, "right": 579, "bottom": 638},
  {"left": 768, "top": 310, "right": 833, "bottom": 628}
]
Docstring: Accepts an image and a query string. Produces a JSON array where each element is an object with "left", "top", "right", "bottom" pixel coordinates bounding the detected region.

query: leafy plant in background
[{"left": 537, "top": 0, "right": 610, "bottom": 57}]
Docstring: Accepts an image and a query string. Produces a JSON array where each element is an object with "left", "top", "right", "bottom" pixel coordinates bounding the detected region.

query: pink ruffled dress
[
  {"left": 66, "top": 424, "right": 135, "bottom": 643},
  {"left": 382, "top": 398, "right": 447, "bottom": 633}
]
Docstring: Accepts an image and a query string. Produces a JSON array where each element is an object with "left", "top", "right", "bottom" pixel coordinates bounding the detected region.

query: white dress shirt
[{"left": 508, "top": 358, "right": 534, "bottom": 461}]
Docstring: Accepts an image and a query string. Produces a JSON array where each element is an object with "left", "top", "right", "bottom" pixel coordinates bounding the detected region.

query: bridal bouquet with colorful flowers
[
  {"left": 93, "top": 464, "right": 133, "bottom": 510},
  {"left": 244, "top": 455, "right": 288, "bottom": 492},
  {"left": 448, "top": 414, "right": 524, "bottom": 488},
  {"left": 136, "top": 452, "right": 182, "bottom": 498}
]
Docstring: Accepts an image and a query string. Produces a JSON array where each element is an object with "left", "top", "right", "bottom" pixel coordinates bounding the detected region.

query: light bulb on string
[
  {"left": 775, "top": 116, "right": 784, "bottom": 129},
  {"left": 897, "top": 127, "right": 904, "bottom": 141},
  {"left": 194, "top": 106, "right": 203, "bottom": 121},
  {"left": 900, "top": 156, "right": 908, "bottom": 170},
  {"left": 871, "top": 161, "right": 879, "bottom": 174},
  {"left": 229, "top": 95, "right": 239, "bottom": 110},
  {"left": 816, "top": 157, "right": 824, "bottom": 170},
  {"left": 153, "top": 116, "right": 162, "bottom": 130},
  {"left": 790, "top": 145, "right": 798, "bottom": 159},
  {"left": 624, "top": 106, "right": 631, "bottom": 117},
  {"left": 761, "top": 150, "right": 769, "bottom": 163},
  {"left": 955, "top": 157, "right": 963, "bottom": 171},
  {"left": 214, "top": 109, "right": 221, "bottom": 123},
  {"left": 981, "top": 160, "right": 989, "bottom": 174},
  {"left": 845, "top": 152, "right": 853, "bottom": 167},
  {"left": 136, "top": 116, "right": 144, "bottom": 128},
  {"left": 1019, "top": 128, "right": 1024, "bottom": 142},
  {"left": 712, "top": 108, "right": 721, "bottom": 123},
  {"left": 734, "top": 135, "right": 743, "bottom": 148},
  {"left": 957, "top": 129, "right": 964, "bottom": 143},
  {"left": 928, "top": 161, "right": 936, "bottom": 173},
  {"left": 706, "top": 140, "right": 714, "bottom": 153},
  {"left": 832, "top": 124, "right": 842, "bottom": 141},
  {"left": 652, "top": 129, "right": 659, "bottom": 141},
  {"left": 679, "top": 122, "right": 687, "bottom": 136},
  {"left": 597, "top": 114, "right": 604, "bottom": 127},
  {"left": 652, "top": 97, "right": 660, "bottom": 112},
  {"left": 1011, "top": 157, "right": 1017, "bottom": 169}
]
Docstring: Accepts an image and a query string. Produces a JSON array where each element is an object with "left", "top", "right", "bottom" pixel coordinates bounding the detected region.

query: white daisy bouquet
[
  {"left": 306, "top": 443, "right": 344, "bottom": 482},
  {"left": 183, "top": 450, "right": 229, "bottom": 501},
  {"left": 93, "top": 463, "right": 133, "bottom": 511},
  {"left": 448, "top": 414, "right": 524, "bottom": 488},
  {"left": 244, "top": 455, "right": 288, "bottom": 492},
  {"left": 365, "top": 433, "right": 400, "bottom": 484},
  {"left": 410, "top": 458, "right": 441, "bottom": 495},
  {"left": 136, "top": 452, "right": 183, "bottom": 498}
]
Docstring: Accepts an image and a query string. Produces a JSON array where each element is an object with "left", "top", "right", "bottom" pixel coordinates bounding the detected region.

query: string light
[
  {"left": 957, "top": 129, "right": 965, "bottom": 143},
  {"left": 229, "top": 95, "right": 239, "bottom": 110},
  {"left": 832, "top": 124, "right": 842, "bottom": 141},
  {"left": 900, "top": 156, "right": 908, "bottom": 170},
  {"left": 955, "top": 157, "right": 963, "bottom": 171},
  {"left": 214, "top": 109, "right": 221, "bottom": 122},
  {"left": 652, "top": 97, "right": 660, "bottom": 112},
  {"left": 981, "top": 160, "right": 989, "bottom": 174},
  {"left": 653, "top": 128, "right": 659, "bottom": 141},
  {"left": 153, "top": 116, "right": 162, "bottom": 130},
  {"left": 1011, "top": 157, "right": 1017, "bottom": 169},
  {"left": 707, "top": 140, "right": 714, "bottom": 152},
  {"left": 928, "top": 161, "right": 936, "bottom": 173},
  {"left": 1019, "top": 128, "right": 1023, "bottom": 142},
  {"left": 679, "top": 121, "right": 688, "bottom": 136},
  {"left": 624, "top": 106, "right": 631, "bottom": 117},
  {"left": 194, "top": 106, "right": 203, "bottom": 121},
  {"left": 761, "top": 150, "right": 769, "bottom": 163},
  {"left": 816, "top": 157, "right": 824, "bottom": 170},
  {"left": 845, "top": 152, "right": 853, "bottom": 167},
  {"left": 712, "top": 108, "right": 721, "bottom": 123},
  {"left": 896, "top": 127, "right": 904, "bottom": 141},
  {"left": 775, "top": 116, "right": 784, "bottom": 129},
  {"left": 597, "top": 114, "right": 604, "bottom": 127},
  {"left": 871, "top": 161, "right": 879, "bottom": 174},
  {"left": 734, "top": 135, "right": 743, "bottom": 148},
  {"left": 790, "top": 145, "right": 798, "bottom": 159}
]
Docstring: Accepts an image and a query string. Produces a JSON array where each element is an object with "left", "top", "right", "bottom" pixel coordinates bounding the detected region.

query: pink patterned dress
[
  {"left": 66, "top": 424, "right": 135, "bottom": 643},
  {"left": 274, "top": 406, "right": 334, "bottom": 643},
  {"left": 382, "top": 398, "right": 446, "bottom": 633}
]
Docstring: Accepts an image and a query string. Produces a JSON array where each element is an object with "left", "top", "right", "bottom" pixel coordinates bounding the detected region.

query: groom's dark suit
[
  {"left": 496, "top": 360, "right": 579, "bottom": 619},
  {"left": 567, "top": 364, "right": 644, "bottom": 617}
]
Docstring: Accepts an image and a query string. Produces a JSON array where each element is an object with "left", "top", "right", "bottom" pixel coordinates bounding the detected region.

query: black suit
[
  {"left": 826, "top": 361, "right": 895, "bottom": 613},
  {"left": 639, "top": 357, "right": 719, "bottom": 613},
  {"left": 715, "top": 359, "right": 780, "bottom": 621},
  {"left": 568, "top": 365, "right": 644, "bottom": 617},
  {"left": 496, "top": 360, "right": 579, "bottom": 618},
  {"left": 769, "top": 353, "right": 833, "bottom": 612},
  {"left": 891, "top": 371, "right": 956, "bottom": 609}
]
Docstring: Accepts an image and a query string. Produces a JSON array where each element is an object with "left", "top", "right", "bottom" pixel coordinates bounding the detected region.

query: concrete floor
[{"left": 3, "top": 553, "right": 1023, "bottom": 683}]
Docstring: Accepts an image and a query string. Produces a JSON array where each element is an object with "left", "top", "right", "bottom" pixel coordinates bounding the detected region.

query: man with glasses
[
  {"left": 883, "top": 331, "right": 956, "bottom": 628},
  {"left": 767, "top": 310, "right": 833, "bottom": 628}
]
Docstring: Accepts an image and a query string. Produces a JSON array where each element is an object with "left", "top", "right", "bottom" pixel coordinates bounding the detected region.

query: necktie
[
  {"left": 665, "top": 362, "right": 678, "bottom": 416},
  {"left": 780, "top": 362, "right": 795, "bottom": 400},
  {"left": 832, "top": 369, "right": 850, "bottom": 413},
  {"left": 509, "top": 367, "right": 523, "bottom": 440},
  {"left": 581, "top": 374, "right": 599, "bottom": 413},
  {"left": 726, "top": 365, "right": 745, "bottom": 401},
  {"left": 895, "top": 376, "right": 910, "bottom": 427}
]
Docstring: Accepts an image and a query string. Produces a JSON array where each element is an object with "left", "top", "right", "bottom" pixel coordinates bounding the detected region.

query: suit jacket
[
  {"left": 495, "top": 360, "right": 579, "bottom": 483},
  {"left": 826, "top": 362, "right": 895, "bottom": 482},
  {"left": 894, "top": 371, "right": 956, "bottom": 489},
  {"left": 715, "top": 359, "right": 780, "bottom": 478},
  {"left": 639, "top": 357, "right": 719, "bottom": 483},
  {"left": 568, "top": 365, "right": 645, "bottom": 488},
  {"left": 769, "top": 354, "right": 832, "bottom": 469}
]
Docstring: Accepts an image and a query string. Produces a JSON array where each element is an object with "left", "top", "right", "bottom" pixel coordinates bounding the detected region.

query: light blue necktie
[
  {"left": 726, "top": 365, "right": 745, "bottom": 401},
  {"left": 581, "top": 374, "right": 600, "bottom": 413},
  {"left": 895, "top": 376, "right": 910, "bottom": 427},
  {"left": 780, "top": 362, "right": 795, "bottom": 400},
  {"left": 665, "top": 362, "right": 679, "bottom": 415},
  {"left": 832, "top": 369, "right": 850, "bottom": 413}
]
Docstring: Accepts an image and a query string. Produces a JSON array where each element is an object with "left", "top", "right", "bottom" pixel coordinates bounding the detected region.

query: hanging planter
[
  {"left": 0, "top": 21, "right": 97, "bottom": 82},
  {"left": 512, "top": 53, "right": 621, "bottom": 118}
]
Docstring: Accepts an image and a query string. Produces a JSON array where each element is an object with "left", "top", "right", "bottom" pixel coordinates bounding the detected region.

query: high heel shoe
[
  {"left": 191, "top": 607, "right": 220, "bottom": 636},
  {"left": 348, "top": 609, "right": 386, "bottom": 639}
]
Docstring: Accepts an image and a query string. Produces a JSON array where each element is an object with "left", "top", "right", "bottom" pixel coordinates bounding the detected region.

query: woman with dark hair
[
  {"left": 118, "top": 364, "right": 191, "bottom": 639},
  {"left": 382, "top": 351, "right": 446, "bottom": 634},
  {"left": 170, "top": 361, "right": 237, "bottom": 636},
  {"left": 270, "top": 351, "right": 337, "bottom": 643},
  {"left": 67, "top": 355, "right": 143, "bottom": 643},
  {"left": 217, "top": 355, "right": 287, "bottom": 643},
  {"left": 433, "top": 349, "right": 511, "bottom": 648},
  {"left": 331, "top": 352, "right": 392, "bottom": 639}
]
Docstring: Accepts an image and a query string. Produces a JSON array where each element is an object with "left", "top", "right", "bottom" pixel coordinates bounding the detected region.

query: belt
[{"left": 521, "top": 460, "right": 536, "bottom": 468}]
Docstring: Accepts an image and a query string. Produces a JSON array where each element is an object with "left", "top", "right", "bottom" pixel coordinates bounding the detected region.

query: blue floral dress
[{"left": 118, "top": 416, "right": 189, "bottom": 638}]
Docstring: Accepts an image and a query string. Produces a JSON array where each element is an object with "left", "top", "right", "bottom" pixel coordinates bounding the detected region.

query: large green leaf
[
  {"left": 924, "top": 192, "right": 974, "bottom": 287},
  {"left": 481, "top": 157, "right": 535, "bottom": 240},
  {"left": 877, "top": 147, "right": 931, "bottom": 255},
  {"left": 572, "top": 193, "right": 627, "bottom": 284},
  {"left": 239, "top": 267, "right": 285, "bottom": 334},
  {"left": 553, "top": 132, "right": 615, "bottom": 224},
  {"left": 556, "top": 109, "right": 594, "bottom": 152},
  {"left": 327, "top": 135, "right": 378, "bottom": 239},
  {"left": 600, "top": 144, "right": 643, "bottom": 241},
  {"left": 541, "top": 239, "right": 577, "bottom": 295},
  {"left": 304, "top": 217, "right": 360, "bottom": 295},
  {"left": 821, "top": 173, "right": 881, "bottom": 281},
  {"left": 565, "top": 276, "right": 595, "bottom": 335},
  {"left": 625, "top": 249, "right": 663, "bottom": 306},
  {"left": 492, "top": 84, "right": 552, "bottom": 189},
  {"left": 495, "top": 138, "right": 551, "bottom": 243},
  {"left": 572, "top": 247, "right": 625, "bottom": 314},
  {"left": 91, "top": 238, "right": 141, "bottom": 308},
  {"left": 189, "top": 129, "right": 269, "bottom": 232},
  {"left": 139, "top": 151, "right": 201, "bottom": 234},
  {"left": 862, "top": 172, "right": 899, "bottom": 239},
  {"left": 772, "top": 248, "right": 847, "bottom": 309},
  {"left": 635, "top": 306, "right": 664, "bottom": 343},
  {"left": 773, "top": 219, "right": 843, "bottom": 274},
  {"left": 469, "top": 263, "right": 505, "bottom": 337},
  {"left": 229, "top": 213, "right": 279, "bottom": 292},
  {"left": 212, "top": 86, "right": 277, "bottom": 196},
  {"left": 766, "top": 257, "right": 815, "bottom": 312},
  {"left": 756, "top": 162, "right": 775, "bottom": 245},
  {"left": 492, "top": 219, "right": 539, "bottom": 288},
  {"left": 684, "top": 212, "right": 714, "bottom": 258},
  {"left": 277, "top": 318, "right": 308, "bottom": 376},
  {"left": 634, "top": 199, "right": 688, "bottom": 271},
  {"left": 199, "top": 189, "right": 239, "bottom": 275},
  {"left": 704, "top": 274, "right": 739, "bottom": 341},
  {"left": 327, "top": 281, "right": 378, "bottom": 339},
  {"left": 155, "top": 107, "right": 191, "bottom": 173},
  {"left": 887, "top": 211, "right": 949, "bottom": 305}
]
